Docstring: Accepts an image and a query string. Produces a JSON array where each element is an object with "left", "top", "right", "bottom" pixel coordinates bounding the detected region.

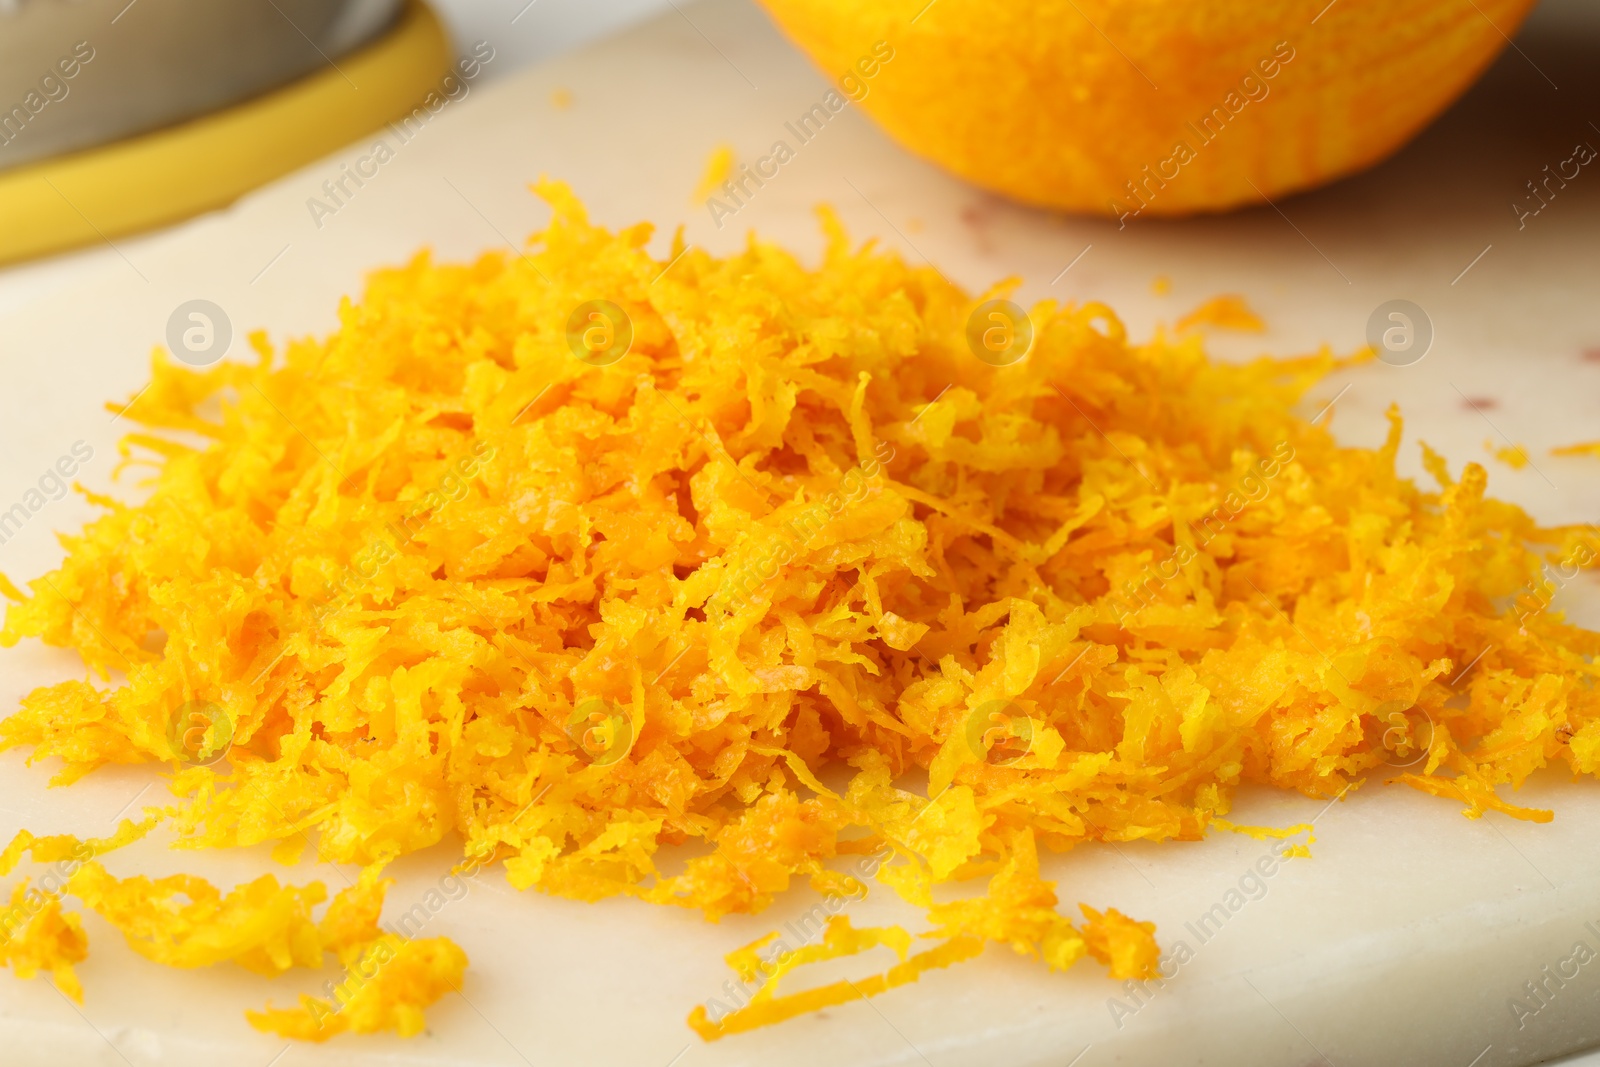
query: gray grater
[{"left": 0, "top": 0, "right": 403, "bottom": 172}]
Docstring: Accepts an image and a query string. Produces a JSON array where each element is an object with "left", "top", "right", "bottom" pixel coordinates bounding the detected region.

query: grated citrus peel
[
  {"left": 0, "top": 181, "right": 1595, "bottom": 1041},
  {"left": 1553, "top": 441, "right": 1600, "bottom": 460},
  {"left": 1, "top": 880, "right": 88, "bottom": 1003}
]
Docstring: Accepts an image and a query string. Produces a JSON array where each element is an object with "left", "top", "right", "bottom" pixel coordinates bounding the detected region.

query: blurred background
[
  {"left": 430, "top": 0, "right": 672, "bottom": 75},
  {"left": 0, "top": 0, "right": 674, "bottom": 308}
]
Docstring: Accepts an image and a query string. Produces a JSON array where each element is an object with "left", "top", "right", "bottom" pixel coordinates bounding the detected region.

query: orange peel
[{"left": 756, "top": 0, "right": 1541, "bottom": 215}]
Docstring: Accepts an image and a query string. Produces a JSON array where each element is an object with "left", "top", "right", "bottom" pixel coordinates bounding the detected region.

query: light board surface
[{"left": 1, "top": 2, "right": 1599, "bottom": 1066}]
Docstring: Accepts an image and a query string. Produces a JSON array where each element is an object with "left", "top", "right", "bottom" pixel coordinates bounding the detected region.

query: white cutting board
[{"left": 2, "top": 2, "right": 1600, "bottom": 1066}]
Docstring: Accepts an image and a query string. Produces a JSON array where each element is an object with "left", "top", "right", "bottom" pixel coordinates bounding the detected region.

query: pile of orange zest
[{"left": 2, "top": 180, "right": 1599, "bottom": 1041}]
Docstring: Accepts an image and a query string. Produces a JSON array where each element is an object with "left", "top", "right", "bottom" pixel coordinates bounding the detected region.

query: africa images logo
[
  {"left": 964, "top": 699, "right": 1037, "bottom": 766},
  {"left": 565, "top": 300, "right": 633, "bottom": 367},
  {"left": 567, "top": 698, "right": 634, "bottom": 766},
  {"left": 166, "top": 700, "right": 233, "bottom": 766},
  {"left": 966, "top": 299, "right": 1033, "bottom": 367}
]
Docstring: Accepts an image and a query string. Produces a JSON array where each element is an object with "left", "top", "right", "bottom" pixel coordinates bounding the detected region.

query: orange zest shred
[
  {"left": 1, "top": 881, "right": 89, "bottom": 1003},
  {"left": 68, "top": 861, "right": 328, "bottom": 975},
  {"left": 316, "top": 865, "right": 393, "bottom": 963},
  {"left": 0, "top": 179, "right": 1598, "bottom": 1040},
  {"left": 1174, "top": 293, "right": 1266, "bottom": 333},
  {"left": 247, "top": 933, "right": 469, "bottom": 1041},
  {"left": 1552, "top": 440, "right": 1600, "bottom": 459},
  {"left": 1080, "top": 904, "right": 1160, "bottom": 980},
  {"left": 693, "top": 143, "right": 737, "bottom": 202},
  {"left": 0, "top": 817, "right": 157, "bottom": 876},
  {"left": 1208, "top": 817, "right": 1315, "bottom": 842},
  {"left": 1487, "top": 440, "right": 1530, "bottom": 469},
  {"left": 688, "top": 916, "right": 984, "bottom": 1040}
]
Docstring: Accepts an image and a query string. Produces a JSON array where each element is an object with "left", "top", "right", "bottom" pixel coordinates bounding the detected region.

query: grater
[{"left": 0, "top": 0, "right": 403, "bottom": 171}]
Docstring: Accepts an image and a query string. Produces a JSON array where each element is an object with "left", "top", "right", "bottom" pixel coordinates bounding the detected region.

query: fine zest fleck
[
  {"left": 693, "top": 143, "right": 737, "bottom": 203},
  {"left": 1174, "top": 293, "right": 1266, "bottom": 333},
  {"left": 1552, "top": 440, "right": 1600, "bottom": 459},
  {"left": 1487, "top": 440, "right": 1531, "bottom": 469},
  {"left": 1, "top": 181, "right": 1597, "bottom": 1039}
]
